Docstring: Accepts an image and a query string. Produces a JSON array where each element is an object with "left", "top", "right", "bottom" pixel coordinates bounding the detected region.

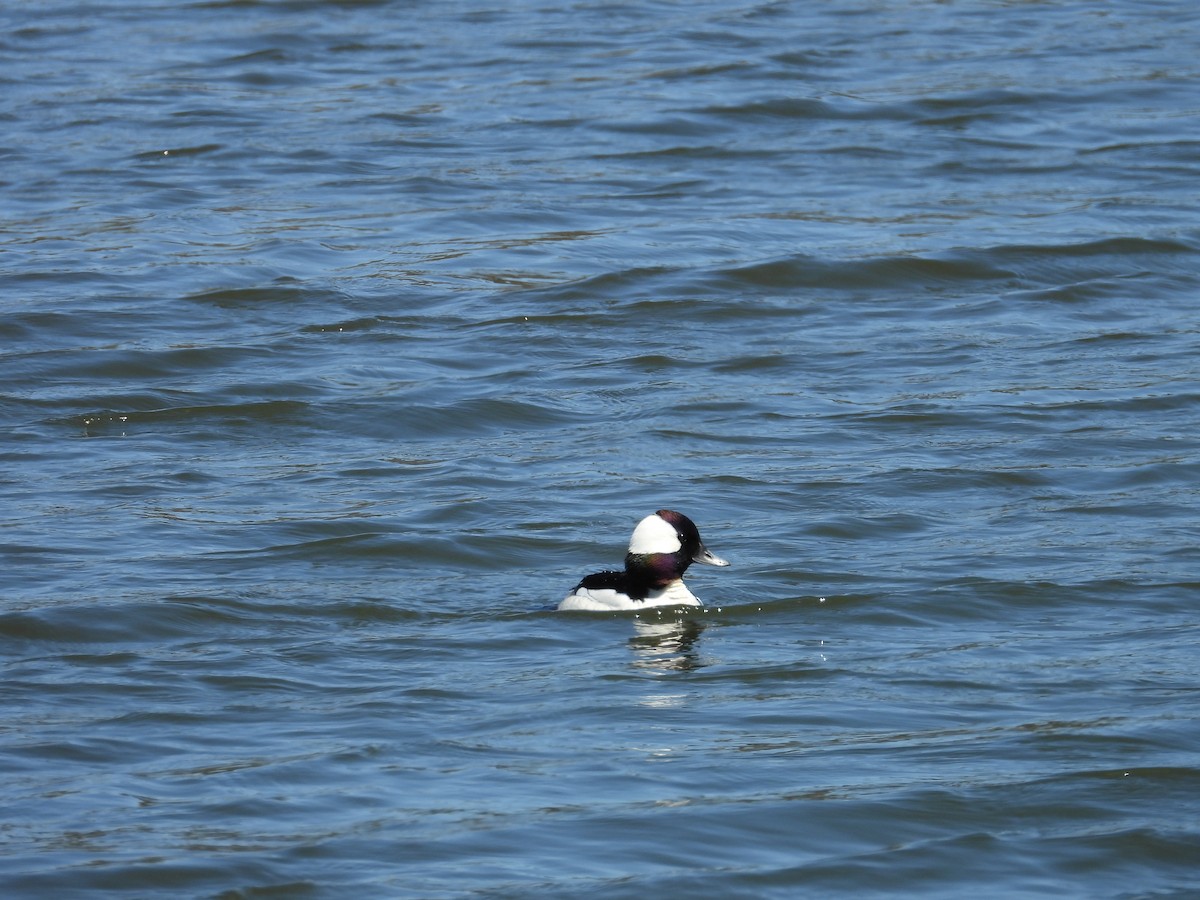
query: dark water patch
[
  {"left": 0, "top": 310, "right": 110, "bottom": 347},
  {"left": 698, "top": 96, "right": 871, "bottom": 123},
  {"left": 70, "top": 400, "right": 312, "bottom": 438},
  {"left": 0, "top": 595, "right": 263, "bottom": 646},
  {"left": 299, "top": 315, "right": 392, "bottom": 334},
  {"left": 377, "top": 395, "right": 586, "bottom": 437},
  {"left": 3, "top": 860, "right": 299, "bottom": 900},
  {"left": 728, "top": 826, "right": 1200, "bottom": 900},
  {"left": 925, "top": 238, "right": 1194, "bottom": 297},
  {"left": 991, "top": 235, "right": 1197, "bottom": 267},
  {"left": 527, "top": 265, "right": 686, "bottom": 304},
  {"left": 926, "top": 577, "right": 1198, "bottom": 616},
  {"left": 133, "top": 143, "right": 222, "bottom": 161},
  {"left": 306, "top": 598, "right": 427, "bottom": 628},
  {"left": 912, "top": 86, "right": 1080, "bottom": 122},
  {"left": 699, "top": 591, "right": 936, "bottom": 628},
  {"left": 184, "top": 283, "right": 351, "bottom": 311},
  {"left": 33, "top": 343, "right": 287, "bottom": 386},
  {"left": 1082, "top": 137, "right": 1200, "bottom": 170},
  {"left": 1029, "top": 390, "right": 1200, "bottom": 416},
  {"left": 807, "top": 512, "right": 935, "bottom": 540},
  {"left": 1070, "top": 328, "right": 1182, "bottom": 348},
  {"left": 692, "top": 239, "right": 1191, "bottom": 308},
  {"left": 716, "top": 250, "right": 1020, "bottom": 292},
  {"left": 645, "top": 61, "right": 756, "bottom": 83},
  {"left": 204, "top": 522, "right": 568, "bottom": 577},
  {"left": 872, "top": 466, "right": 1055, "bottom": 494}
]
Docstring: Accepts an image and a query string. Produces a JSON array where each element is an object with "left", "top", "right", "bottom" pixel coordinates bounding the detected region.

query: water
[{"left": 2, "top": 0, "right": 1199, "bottom": 896}]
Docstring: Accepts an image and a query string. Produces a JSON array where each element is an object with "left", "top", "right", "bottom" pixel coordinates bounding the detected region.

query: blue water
[{"left": 3, "top": 1, "right": 1199, "bottom": 897}]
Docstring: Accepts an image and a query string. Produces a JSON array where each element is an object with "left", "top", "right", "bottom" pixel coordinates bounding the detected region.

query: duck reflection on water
[{"left": 628, "top": 616, "right": 707, "bottom": 672}]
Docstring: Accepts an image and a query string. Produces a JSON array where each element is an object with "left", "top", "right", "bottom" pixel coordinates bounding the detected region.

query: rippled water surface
[{"left": 3, "top": 1, "right": 1199, "bottom": 897}]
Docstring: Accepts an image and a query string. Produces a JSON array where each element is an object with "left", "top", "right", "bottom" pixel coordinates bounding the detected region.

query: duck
[{"left": 558, "top": 509, "right": 729, "bottom": 611}]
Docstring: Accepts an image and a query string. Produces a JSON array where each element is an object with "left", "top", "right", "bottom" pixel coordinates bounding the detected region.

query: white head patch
[{"left": 627, "top": 513, "right": 681, "bottom": 555}]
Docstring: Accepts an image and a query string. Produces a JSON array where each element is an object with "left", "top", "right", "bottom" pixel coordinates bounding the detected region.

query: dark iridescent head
[{"left": 624, "top": 509, "right": 729, "bottom": 586}]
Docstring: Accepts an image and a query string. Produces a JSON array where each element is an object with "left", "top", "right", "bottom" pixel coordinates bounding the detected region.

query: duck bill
[{"left": 692, "top": 544, "right": 730, "bottom": 567}]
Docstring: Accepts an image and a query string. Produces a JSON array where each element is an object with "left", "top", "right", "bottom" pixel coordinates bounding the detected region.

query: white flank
[{"left": 558, "top": 580, "right": 700, "bottom": 611}]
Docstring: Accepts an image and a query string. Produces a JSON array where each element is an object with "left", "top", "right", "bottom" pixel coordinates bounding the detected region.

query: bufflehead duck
[{"left": 558, "top": 509, "right": 729, "bottom": 611}]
